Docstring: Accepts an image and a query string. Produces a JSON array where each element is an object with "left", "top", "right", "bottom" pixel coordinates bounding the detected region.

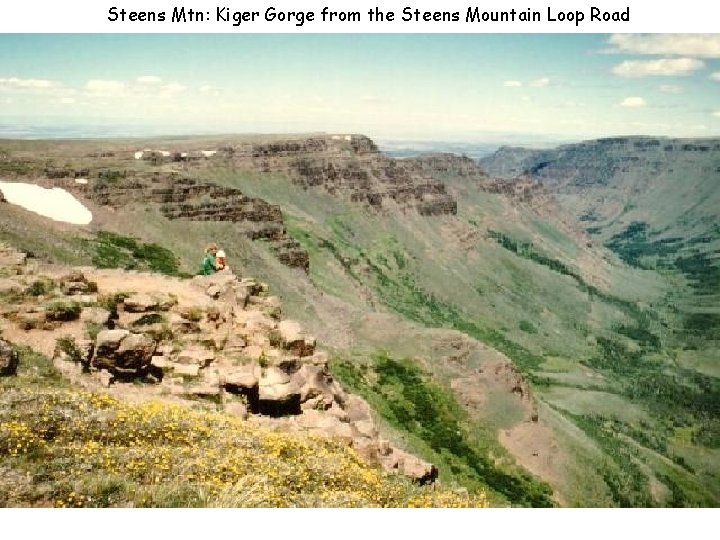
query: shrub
[
  {"left": 90, "top": 232, "right": 181, "bottom": 276},
  {"left": 132, "top": 313, "right": 166, "bottom": 327},
  {"left": 144, "top": 324, "right": 173, "bottom": 343},
  {"left": 98, "top": 292, "right": 130, "bottom": 316},
  {"left": 519, "top": 320, "right": 537, "bottom": 334},
  {"left": 268, "top": 329, "right": 283, "bottom": 348},
  {"left": 25, "top": 279, "right": 54, "bottom": 297},
  {"left": 55, "top": 336, "right": 82, "bottom": 363},
  {"left": 85, "top": 323, "right": 103, "bottom": 340},
  {"left": 45, "top": 301, "right": 81, "bottom": 322}
]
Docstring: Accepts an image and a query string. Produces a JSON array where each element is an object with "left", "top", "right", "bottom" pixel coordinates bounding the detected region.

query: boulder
[
  {"left": 223, "top": 334, "right": 247, "bottom": 354},
  {"left": 344, "top": 394, "right": 373, "bottom": 423},
  {"left": 326, "top": 402, "right": 350, "bottom": 423},
  {"left": 237, "top": 310, "right": 277, "bottom": 334},
  {"left": 258, "top": 381, "right": 300, "bottom": 405},
  {"left": 277, "top": 320, "right": 315, "bottom": 357},
  {"left": 242, "top": 345, "right": 264, "bottom": 361},
  {"left": 275, "top": 356, "right": 301, "bottom": 374},
  {"left": 261, "top": 366, "right": 290, "bottom": 386},
  {"left": 247, "top": 333, "right": 270, "bottom": 348},
  {"left": 308, "top": 351, "right": 329, "bottom": 366},
  {"left": 295, "top": 410, "right": 355, "bottom": 442},
  {"left": 351, "top": 420, "right": 378, "bottom": 439},
  {"left": 0, "top": 339, "right": 19, "bottom": 377},
  {"left": 154, "top": 293, "right": 177, "bottom": 311},
  {"left": 123, "top": 293, "right": 158, "bottom": 313},
  {"left": 258, "top": 366, "right": 301, "bottom": 414},
  {"left": 81, "top": 307, "right": 111, "bottom": 327},
  {"left": 156, "top": 343, "right": 174, "bottom": 356},
  {"left": 150, "top": 356, "right": 172, "bottom": 370},
  {"left": 169, "top": 312, "right": 200, "bottom": 334},
  {"left": 95, "top": 329, "right": 130, "bottom": 355},
  {"left": 172, "top": 363, "right": 200, "bottom": 377},
  {"left": 380, "top": 449, "right": 438, "bottom": 485},
  {"left": 76, "top": 294, "right": 98, "bottom": 306},
  {"left": 261, "top": 296, "right": 282, "bottom": 319},
  {"left": 293, "top": 364, "right": 337, "bottom": 404},
  {"left": 63, "top": 281, "right": 90, "bottom": 295},
  {"left": 206, "top": 284, "right": 221, "bottom": 299},
  {"left": 92, "top": 329, "right": 155, "bottom": 374},
  {"left": 351, "top": 438, "right": 393, "bottom": 463},
  {"left": 222, "top": 365, "right": 259, "bottom": 390},
  {"left": 176, "top": 346, "right": 214, "bottom": 367},
  {"left": 114, "top": 333, "right": 156, "bottom": 369},
  {"left": 185, "top": 368, "right": 222, "bottom": 396},
  {"left": 301, "top": 395, "right": 333, "bottom": 411}
]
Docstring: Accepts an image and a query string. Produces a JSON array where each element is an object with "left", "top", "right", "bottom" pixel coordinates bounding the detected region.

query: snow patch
[{"left": 0, "top": 181, "right": 92, "bottom": 225}]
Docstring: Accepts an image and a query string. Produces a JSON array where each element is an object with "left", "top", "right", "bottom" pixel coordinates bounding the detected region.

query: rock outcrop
[
  {"left": 0, "top": 338, "right": 19, "bottom": 377},
  {"left": 0, "top": 244, "right": 436, "bottom": 484}
]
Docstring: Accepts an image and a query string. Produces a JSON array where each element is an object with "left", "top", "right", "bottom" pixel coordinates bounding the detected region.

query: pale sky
[{"left": 0, "top": 34, "right": 719, "bottom": 141}]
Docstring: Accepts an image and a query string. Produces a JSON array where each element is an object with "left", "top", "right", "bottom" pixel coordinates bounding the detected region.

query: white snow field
[{"left": 0, "top": 181, "right": 92, "bottom": 225}]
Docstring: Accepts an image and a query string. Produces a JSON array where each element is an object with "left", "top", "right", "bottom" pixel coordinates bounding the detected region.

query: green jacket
[{"left": 200, "top": 254, "right": 216, "bottom": 275}]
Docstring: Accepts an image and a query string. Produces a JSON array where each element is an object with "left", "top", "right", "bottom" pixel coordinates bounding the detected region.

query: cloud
[
  {"left": 59, "top": 97, "right": 76, "bottom": 104},
  {"left": 607, "top": 34, "right": 720, "bottom": 58},
  {"left": 711, "top": 72, "right": 720, "bottom": 82},
  {"left": 0, "top": 77, "right": 62, "bottom": 91},
  {"left": 529, "top": 77, "right": 550, "bottom": 88},
  {"left": 612, "top": 58, "right": 704, "bottom": 77},
  {"left": 713, "top": 111, "right": 720, "bottom": 119},
  {"left": 84, "top": 79, "right": 126, "bottom": 96},
  {"left": 658, "top": 84, "right": 683, "bottom": 94},
  {"left": 503, "top": 80, "right": 522, "bottom": 87},
  {"left": 137, "top": 75, "right": 162, "bottom": 85},
  {"left": 161, "top": 82, "right": 185, "bottom": 94},
  {"left": 83, "top": 78, "right": 186, "bottom": 99},
  {"left": 620, "top": 97, "right": 647, "bottom": 108}
]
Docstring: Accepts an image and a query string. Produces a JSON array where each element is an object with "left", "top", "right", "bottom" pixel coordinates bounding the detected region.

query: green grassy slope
[{"left": 2, "top": 136, "right": 717, "bottom": 506}]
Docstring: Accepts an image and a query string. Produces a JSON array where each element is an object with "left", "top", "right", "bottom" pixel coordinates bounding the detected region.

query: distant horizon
[
  {"left": 1, "top": 121, "right": 718, "bottom": 153},
  {"left": 1, "top": 34, "right": 719, "bottom": 141}
]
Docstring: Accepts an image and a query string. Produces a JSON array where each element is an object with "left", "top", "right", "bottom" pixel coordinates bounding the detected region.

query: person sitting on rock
[
  {"left": 199, "top": 243, "right": 218, "bottom": 275},
  {"left": 215, "top": 248, "right": 229, "bottom": 273}
]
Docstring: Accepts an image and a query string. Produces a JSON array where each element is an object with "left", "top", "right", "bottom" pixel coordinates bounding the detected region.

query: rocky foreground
[{"left": 0, "top": 243, "right": 438, "bottom": 485}]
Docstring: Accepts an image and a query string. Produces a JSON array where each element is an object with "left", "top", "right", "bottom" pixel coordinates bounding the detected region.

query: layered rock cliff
[
  {"left": 47, "top": 173, "right": 309, "bottom": 272},
  {"left": 220, "top": 135, "right": 458, "bottom": 216}
]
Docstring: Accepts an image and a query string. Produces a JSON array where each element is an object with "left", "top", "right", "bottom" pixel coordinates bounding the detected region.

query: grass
[
  {"left": 331, "top": 351, "right": 554, "bottom": 507},
  {"left": 0, "top": 345, "right": 487, "bottom": 508},
  {"left": 85, "top": 231, "right": 182, "bottom": 276}
]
